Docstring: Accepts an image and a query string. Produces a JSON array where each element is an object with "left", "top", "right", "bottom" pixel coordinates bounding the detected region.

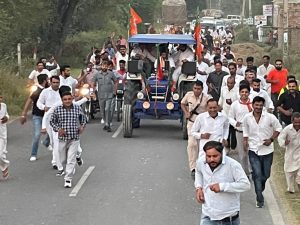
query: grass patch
[
  {"left": 272, "top": 142, "right": 300, "bottom": 225},
  {"left": 0, "top": 67, "right": 28, "bottom": 116},
  {"left": 0, "top": 64, "right": 83, "bottom": 117}
]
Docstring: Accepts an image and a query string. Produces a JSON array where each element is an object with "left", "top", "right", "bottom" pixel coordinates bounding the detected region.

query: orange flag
[
  {"left": 194, "top": 20, "right": 202, "bottom": 59},
  {"left": 130, "top": 7, "right": 142, "bottom": 36}
]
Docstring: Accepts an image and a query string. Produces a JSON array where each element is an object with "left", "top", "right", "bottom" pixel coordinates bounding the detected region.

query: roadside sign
[
  {"left": 263, "top": 5, "right": 273, "bottom": 16},
  {"left": 246, "top": 17, "right": 254, "bottom": 25},
  {"left": 254, "top": 15, "right": 267, "bottom": 25}
]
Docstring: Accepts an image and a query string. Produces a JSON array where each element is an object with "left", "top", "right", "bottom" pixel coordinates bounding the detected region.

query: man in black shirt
[
  {"left": 277, "top": 80, "right": 300, "bottom": 125},
  {"left": 205, "top": 31, "right": 214, "bottom": 53},
  {"left": 20, "top": 74, "right": 49, "bottom": 161},
  {"left": 207, "top": 61, "right": 229, "bottom": 101}
]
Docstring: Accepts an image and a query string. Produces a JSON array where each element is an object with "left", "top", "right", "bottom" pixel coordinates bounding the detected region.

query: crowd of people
[
  {"left": 179, "top": 41, "right": 300, "bottom": 223},
  {"left": 0, "top": 29, "right": 299, "bottom": 224}
]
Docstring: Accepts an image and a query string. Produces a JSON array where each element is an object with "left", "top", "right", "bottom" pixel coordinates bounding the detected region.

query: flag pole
[{"left": 128, "top": 3, "right": 131, "bottom": 40}]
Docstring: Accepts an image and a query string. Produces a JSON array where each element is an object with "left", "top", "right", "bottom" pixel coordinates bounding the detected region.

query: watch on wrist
[{"left": 270, "top": 138, "right": 274, "bottom": 142}]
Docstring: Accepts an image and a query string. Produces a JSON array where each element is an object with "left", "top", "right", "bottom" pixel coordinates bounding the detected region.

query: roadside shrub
[{"left": 235, "top": 26, "right": 250, "bottom": 43}]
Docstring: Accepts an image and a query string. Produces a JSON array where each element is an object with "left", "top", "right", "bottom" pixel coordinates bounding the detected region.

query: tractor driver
[
  {"left": 181, "top": 80, "right": 212, "bottom": 178},
  {"left": 154, "top": 46, "right": 175, "bottom": 75},
  {"left": 170, "top": 44, "right": 194, "bottom": 92}
]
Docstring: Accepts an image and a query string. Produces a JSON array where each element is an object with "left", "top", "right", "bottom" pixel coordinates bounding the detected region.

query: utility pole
[
  {"left": 17, "top": 43, "right": 21, "bottom": 76},
  {"left": 283, "top": 0, "right": 289, "bottom": 63},
  {"left": 249, "top": 0, "right": 253, "bottom": 40},
  {"left": 241, "top": 0, "right": 246, "bottom": 27}
]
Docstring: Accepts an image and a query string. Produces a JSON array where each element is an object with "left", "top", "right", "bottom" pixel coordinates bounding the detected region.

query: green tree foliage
[{"left": 0, "top": 0, "right": 162, "bottom": 62}]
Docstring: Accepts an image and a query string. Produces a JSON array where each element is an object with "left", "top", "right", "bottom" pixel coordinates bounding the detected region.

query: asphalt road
[{"left": 0, "top": 116, "right": 275, "bottom": 225}]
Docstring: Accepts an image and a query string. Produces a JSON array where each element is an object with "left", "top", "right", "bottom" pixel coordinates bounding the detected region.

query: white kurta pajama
[
  {"left": 0, "top": 103, "right": 9, "bottom": 171},
  {"left": 278, "top": 124, "right": 300, "bottom": 192}
]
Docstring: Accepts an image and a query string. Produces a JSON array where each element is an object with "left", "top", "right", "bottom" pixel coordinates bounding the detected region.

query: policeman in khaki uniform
[{"left": 181, "top": 80, "right": 212, "bottom": 177}]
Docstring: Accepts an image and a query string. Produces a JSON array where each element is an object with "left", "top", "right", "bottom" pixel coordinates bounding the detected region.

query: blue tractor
[{"left": 123, "top": 34, "right": 197, "bottom": 138}]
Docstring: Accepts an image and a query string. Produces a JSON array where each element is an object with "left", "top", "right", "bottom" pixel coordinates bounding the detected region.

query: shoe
[
  {"left": 256, "top": 201, "right": 264, "bottom": 208},
  {"left": 56, "top": 170, "right": 65, "bottom": 176},
  {"left": 47, "top": 145, "right": 53, "bottom": 151},
  {"left": 103, "top": 125, "right": 108, "bottom": 130},
  {"left": 2, "top": 167, "right": 9, "bottom": 180},
  {"left": 191, "top": 169, "right": 195, "bottom": 178},
  {"left": 29, "top": 156, "right": 37, "bottom": 161},
  {"left": 107, "top": 127, "right": 112, "bottom": 132},
  {"left": 52, "top": 165, "right": 58, "bottom": 170},
  {"left": 76, "top": 157, "right": 83, "bottom": 166},
  {"left": 101, "top": 119, "right": 105, "bottom": 124},
  {"left": 64, "top": 180, "right": 72, "bottom": 188}
]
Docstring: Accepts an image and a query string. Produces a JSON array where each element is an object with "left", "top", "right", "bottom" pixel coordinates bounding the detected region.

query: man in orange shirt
[{"left": 266, "top": 59, "right": 288, "bottom": 117}]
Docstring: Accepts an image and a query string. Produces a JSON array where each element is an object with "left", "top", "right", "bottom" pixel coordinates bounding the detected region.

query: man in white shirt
[
  {"left": 256, "top": 21, "right": 263, "bottom": 42},
  {"left": 206, "top": 56, "right": 230, "bottom": 75},
  {"left": 222, "top": 62, "right": 244, "bottom": 89},
  {"left": 209, "top": 48, "right": 226, "bottom": 65},
  {"left": 115, "top": 45, "right": 129, "bottom": 71},
  {"left": 59, "top": 65, "right": 79, "bottom": 93},
  {"left": 257, "top": 55, "right": 274, "bottom": 95},
  {"left": 219, "top": 27, "right": 226, "bottom": 39},
  {"left": 219, "top": 77, "right": 239, "bottom": 153},
  {"left": 236, "top": 58, "right": 247, "bottom": 76},
  {"left": 257, "top": 55, "right": 275, "bottom": 78},
  {"left": 191, "top": 99, "right": 229, "bottom": 159},
  {"left": 28, "top": 61, "right": 51, "bottom": 85},
  {"left": 250, "top": 78, "right": 274, "bottom": 112},
  {"left": 278, "top": 112, "right": 300, "bottom": 193},
  {"left": 46, "top": 57, "right": 60, "bottom": 76},
  {"left": 37, "top": 75, "right": 61, "bottom": 169},
  {"left": 170, "top": 44, "right": 194, "bottom": 87},
  {"left": 243, "top": 96, "right": 282, "bottom": 208},
  {"left": 195, "top": 141, "right": 250, "bottom": 225},
  {"left": 196, "top": 56, "right": 209, "bottom": 94},
  {"left": 228, "top": 85, "right": 252, "bottom": 175},
  {"left": 202, "top": 46, "right": 211, "bottom": 63}
]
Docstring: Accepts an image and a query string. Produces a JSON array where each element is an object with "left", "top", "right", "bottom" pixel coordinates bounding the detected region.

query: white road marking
[
  {"left": 112, "top": 124, "right": 123, "bottom": 138},
  {"left": 265, "top": 180, "right": 286, "bottom": 225},
  {"left": 69, "top": 166, "right": 95, "bottom": 197}
]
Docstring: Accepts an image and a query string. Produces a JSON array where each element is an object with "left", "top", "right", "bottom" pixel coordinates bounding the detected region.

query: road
[{"left": 0, "top": 116, "right": 276, "bottom": 225}]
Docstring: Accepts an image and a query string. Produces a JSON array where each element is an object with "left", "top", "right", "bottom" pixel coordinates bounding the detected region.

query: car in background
[{"left": 215, "top": 19, "right": 225, "bottom": 30}]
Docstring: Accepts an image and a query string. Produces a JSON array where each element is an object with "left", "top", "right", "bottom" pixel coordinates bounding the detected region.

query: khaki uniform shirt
[{"left": 181, "top": 91, "right": 212, "bottom": 122}]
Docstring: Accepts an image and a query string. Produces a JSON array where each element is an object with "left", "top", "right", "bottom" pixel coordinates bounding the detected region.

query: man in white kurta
[
  {"left": 228, "top": 85, "right": 253, "bottom": 175},
  {"left": 170, "top": 44, "right": 194, "bottom": 83},
  {"left": 0, "top": 97, "right": 9, "bottom": 177},
  {"left": 37, "top": 76, "right": 61, "bottom": 168},
  {"left": 278, "top": 112, "right": 300, "bottom": 193},
  {"left": 191, "top": 99, "right": 229, "bottom": 159}
]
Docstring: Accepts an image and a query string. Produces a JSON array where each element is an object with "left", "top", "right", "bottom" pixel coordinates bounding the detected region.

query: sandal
[{"left": 2, "top": 167, "right": 9, "bottom": 179}]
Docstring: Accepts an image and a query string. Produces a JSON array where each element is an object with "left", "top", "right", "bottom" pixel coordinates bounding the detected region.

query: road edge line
[
  {"left": 112, "top": 124, "right": 123, "bottom": 138},
  {"left": 265, "top": 179, "right": 287, "bottom": 225},
  {"left": 69, "top": 166, "right": 95, "bottom": 197}
]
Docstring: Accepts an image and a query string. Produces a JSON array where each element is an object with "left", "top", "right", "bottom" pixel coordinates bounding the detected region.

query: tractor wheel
[
  {"left": 116, "top": 99, "right": 122, "bottom": 122},
  {"left": 182, "top": 115, "right": 188, "bottom": 140},
  {"left": 123, "top": 104, "right": 133, "bottom": 138},
  {"left": 124, "top": 80, "right": 141, "bottom": 105}
]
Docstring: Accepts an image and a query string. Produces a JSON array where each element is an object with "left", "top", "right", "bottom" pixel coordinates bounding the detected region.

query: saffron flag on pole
[
  {"left": 130, "top": 7, "right": 142, "bottom": 36},
  {"left": 193, "top": 19, "right": 202, "bottom": 59},
  {"left": 156, "top": 45, "right": 164, "bottom": 81}
]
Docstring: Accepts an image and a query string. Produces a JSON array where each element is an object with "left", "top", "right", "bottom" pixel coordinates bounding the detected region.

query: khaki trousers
[{"left": 187, "top": 121, "right": 198, "bottom": 171}]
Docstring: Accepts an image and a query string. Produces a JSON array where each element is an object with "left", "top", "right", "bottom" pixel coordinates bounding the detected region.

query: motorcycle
[
  {"left": 116, "top": 78, "right": 125, "bottom": 122},
  {"left": 75, "top": 84, "right": 97, "bottom": 123}
]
